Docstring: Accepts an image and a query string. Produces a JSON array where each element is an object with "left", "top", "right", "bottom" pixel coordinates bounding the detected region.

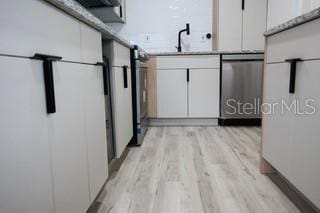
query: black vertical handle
[
  {"left": 43, "top": 59, "right": 56, "bottom": 113},
  {"left": 96, "top": 59, "right": 110, "bottom": 95},
  {"left": 31, "top": 53, "right": 62, "bottom": 114},
  {"left": 242, "top": 0, "right": 245, "bottom": 10},
  {"left": 102, "top": 58, "right": 110, "bottom": 95},
  {"left": 187, "top": 68, "right": 190, "bottom": 82},
  {"left": 120, "top": 5, "right": 123, "bottom": 18},
  {"left": 123, "top": 65, "right": 128, "bottom": 88},
  {"left": 285, "top": 58, "right": 302, "bottom": 94}
]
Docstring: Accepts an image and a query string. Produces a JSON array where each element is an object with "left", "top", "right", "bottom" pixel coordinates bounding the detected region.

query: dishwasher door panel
[{"left": 221, "top": 60, "right": 263, "bottom": 119}]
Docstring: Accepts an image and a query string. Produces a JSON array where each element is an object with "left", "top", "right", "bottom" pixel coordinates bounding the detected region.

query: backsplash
[{"left": 107, "top": 0, "right": 213, "bottom": 52}]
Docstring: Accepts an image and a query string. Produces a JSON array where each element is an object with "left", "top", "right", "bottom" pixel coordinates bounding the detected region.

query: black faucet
[{"left": 176, "top": 23, "right": 190, "bottom": 52}]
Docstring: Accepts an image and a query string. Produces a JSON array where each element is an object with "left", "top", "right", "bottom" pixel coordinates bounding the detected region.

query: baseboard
[
  {"left": 268, "top": 173, "right": 320, "bottom": 213},
  {"left": 148, "top": 118, "right": 218, "bottom": 126},
  {"left": 218, "top": 118, "right": 261, "bottom": 126}
]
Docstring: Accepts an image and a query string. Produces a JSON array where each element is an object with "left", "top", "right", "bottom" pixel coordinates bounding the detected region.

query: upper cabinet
[{"left": 217, "top": 0, "right": 267, "bottom": 51}]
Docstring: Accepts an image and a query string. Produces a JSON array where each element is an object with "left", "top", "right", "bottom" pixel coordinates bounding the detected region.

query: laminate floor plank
[{"left": 96, "top": 127, "right": 300, "bottom": 213}]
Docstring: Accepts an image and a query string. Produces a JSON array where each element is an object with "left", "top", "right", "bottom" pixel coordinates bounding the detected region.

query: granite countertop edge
[
  {"left": 149, "top": 50, "right": 264, "bottom": 56},
  {"left": 265, "top": 7, "right": 320, "bottom": 37},
  {"left": 44, "top": 0, "right": 134, "bottom": 49}
]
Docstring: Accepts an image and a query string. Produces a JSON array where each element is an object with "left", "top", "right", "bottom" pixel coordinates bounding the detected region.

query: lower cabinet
[
  {"left": 157, "top": 69, "right": 188, "bottom": 118},
  {"left": 0, "top": 56, "right": 55, "bottom": 213},
  {"left": 262, "top": 60, "right": 320, "bottom": 208},
  {"left": 290, "top": 60, "right": 320, "bottom": 208},
  {"left": 0, "top": 56, "right": 108, "bottom": 213},
  {"left": 112, "top": 66, "right": 133, "bottom": 158},
  {"left": 262, "top": 63, "right": 293, "bottom": 178},
  {"left": 157, "top": 68, "right": 220, "bottom": 118},
  {"left": 189, "top": 69, "right": 220, "bottom": 118}
]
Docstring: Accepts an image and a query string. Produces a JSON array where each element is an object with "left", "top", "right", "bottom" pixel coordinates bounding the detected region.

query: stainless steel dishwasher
[{"left": 219, "top": 54, "right": 264, "bottom": 126}]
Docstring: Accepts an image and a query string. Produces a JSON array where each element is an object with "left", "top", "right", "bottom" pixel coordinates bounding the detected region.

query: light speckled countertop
[
  {"left": 149, "top": 50, "right": 264, "bottom": 56},
  {"left": 44, "top": 0, "right": 134, "bottom": 49},
  {"left": 265, "top": 7, "right": 320, "bottom": 36}
]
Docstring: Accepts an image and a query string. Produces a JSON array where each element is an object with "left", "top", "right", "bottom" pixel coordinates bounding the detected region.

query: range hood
[{"left": 76, "top": 0, "right": 121, "bottom": 7}]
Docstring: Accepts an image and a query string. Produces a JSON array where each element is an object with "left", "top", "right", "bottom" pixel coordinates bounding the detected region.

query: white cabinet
[
  {"left": 0, "top": 0, "right": 82, "bottom": 62},
  {"left": 105, "top": 41, "right": 133, "bottom": 158},
  {"left": 0, "top": 56, "right": 55, "bottom": 213},
  {"left": 112, "top": 66, "right": 133, "bottom": 158},
  {"left": 218, "top": 0, "right": 267, "bottom": 51},
  {"left": 290, "top": 60, "right": 320, "bottom": 208},
  {"left": 80, "top": 23, "right": 103, "bottom": 64},
  {"left": 262, "top": 63, "right": 293, "bottom": 178},
  {"left": 262, "top": 19, "right": 320, "bottom": 209},
  {"left": 50, "top": 63, "right": 91, "bottom": 213},
  {"left": 156, "top": 55, "right": 220, "bottom": 118},
  {"left": 189, "top": 69, "right": 220, "bottom": 118},
  {"left": 83, "top": 66, "right": 108, "bottom": 201},
  {"left": 157, "top": 69, "right": 188, "bottom": 118},
  {"left": 218, "top": 0, "right": 242, "bottom": 51},
  {"left": 0, "top": 1, "right": 108, "bottom": 212},
  {"left": 242, "top": 0, "right": 267, "bottom": 50}
]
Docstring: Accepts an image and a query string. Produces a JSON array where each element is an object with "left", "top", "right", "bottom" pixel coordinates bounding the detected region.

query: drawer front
[
  {"left": 80, "top": 23, "right": 103, "bottom": 64},
  {"left": 112, "top": 41, "right": 131, "bottom": 67},
  {"left": 267, "top": 18, "right": 320, "bottom": 63},
  {"left": 0, "top": 0, "right": 82, "bottom": 62},
  {"left": 157, "top": 55, "right": 220, "bottom": 69}
]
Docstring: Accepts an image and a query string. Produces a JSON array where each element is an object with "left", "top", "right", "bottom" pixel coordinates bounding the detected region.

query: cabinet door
[
  {"left": 0, "top": 56, "right": 54, "bottom": 213},
  {"left": 242, "top": 0, "right": 267, "bottom": 50},
  {"left": 189, "top": 69, "right": 220, "bottom": 118},
  {"left": 262, "top": 63, "right": 293, "bottom": 178},
  {"left": 112, "top": 66, "right": 133, "bottom": 158},
  {"left": 290, "top": 60, "right": 320, "bottom": 208},
  {"left": 157, "top": 69, "right": 188, "bottom": 118},
  {"left": 50, "top": 62, "right": 90, "bottom": 213},
  {"left": 82, "top": 65, "right": 108, "bottom": 201},
  {"left": 218, "top": 0, "right": 242, "bottom": 51}
]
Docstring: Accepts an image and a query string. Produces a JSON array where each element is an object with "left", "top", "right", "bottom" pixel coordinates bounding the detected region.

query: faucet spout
[{"left": 177, "top": 23, "right": 190, "bottom": 52}]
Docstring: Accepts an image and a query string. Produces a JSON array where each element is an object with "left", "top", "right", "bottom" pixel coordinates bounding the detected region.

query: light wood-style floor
[{"left": 94, "top": 127, "right": 299, "bottom": 213}]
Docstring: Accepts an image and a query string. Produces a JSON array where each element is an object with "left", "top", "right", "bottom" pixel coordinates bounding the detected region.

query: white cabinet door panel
[
  {"left": 50, "top": 62, "right": 90, "bottom": 213},
  {"left": 262, "top": 63, "right": 293, "bottom": 178},
  {"left": 0, "top": 0, "right": 81, "bottom": 62},
  {"left": 189, "top": 69, "right": 220, "bottom": 118},
  {"left": 218, "top": 0, "right": 242, "bottom": 51},
  {"left": 0, "top": 56, "right": 54, "bottom": 213},
  {"left": 82, "top": 65, "right": 108, "bottom": 201},
  {"left": 157, "top": 69, "right": 188, "bottom": 118},
  {"left": 112, "top": 41, "right": 131, "bottom": 67},
  {"left": 80, "top": 23, "right": 103, "bottom": 64},
  {"left": 242, "top": 0, "right": 267, "bottom": 50},
  {"left": 112, "top": 67, "right": 133, "bottom": 158},
  {"left": 291, "top": 60, "right": 320, "bottom": 208}
]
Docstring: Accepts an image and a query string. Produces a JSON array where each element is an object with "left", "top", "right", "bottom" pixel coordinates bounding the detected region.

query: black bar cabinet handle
[
  {"left": 123, "top": 65, "right": 128, "bottom": 88},
  {"left": 31, "top": 53, "right": 62, "bottom": 114},
  {"left": 242, "top": 0, "right": 245, "bottom": 10},
  {"left": 120, "top": 5, "right": 123, "bottom": 18},
  {"left": 96, "top": 58, "right": 109, "bottom": 95},
  {"left": 285, "top": 58, "right": 302, "bottom": 94},
  {"left": 187, "top": 68, "right": 190, "bottom": 82}
]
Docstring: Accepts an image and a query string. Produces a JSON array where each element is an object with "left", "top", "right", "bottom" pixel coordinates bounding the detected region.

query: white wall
[
  {"left": 267, "top": 0, "right": 320, "bottom": 29},
  {"left": 108, "top": 0, "right": 213, "bottom": 53}
]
